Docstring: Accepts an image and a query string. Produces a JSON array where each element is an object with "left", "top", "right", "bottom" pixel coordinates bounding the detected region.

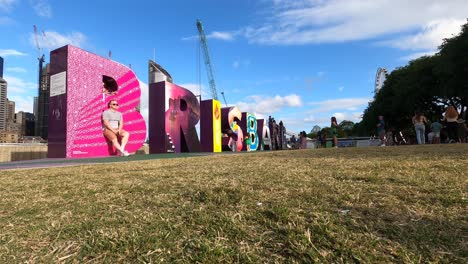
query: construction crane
[
  {"left": 33, "top": 25, "right": 45, "bottom": 66},
  {"left": 33, "top": 25, "right": 45, "bottom": 87},
  {"left": 196, "top": 19, "right": 228, "bottom": 106}
]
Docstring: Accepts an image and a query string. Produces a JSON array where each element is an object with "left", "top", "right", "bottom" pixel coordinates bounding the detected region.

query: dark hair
[
  {"left": 331, "top": 116, "right": 337, "bottom": 125},
  {"left": 102, "top": 75, "right": 118, "bottom": 93}
]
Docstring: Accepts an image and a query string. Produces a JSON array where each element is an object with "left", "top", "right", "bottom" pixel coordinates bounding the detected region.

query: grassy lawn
[{"left": 0, "top": 145, "right": 467, "bottom": 263}]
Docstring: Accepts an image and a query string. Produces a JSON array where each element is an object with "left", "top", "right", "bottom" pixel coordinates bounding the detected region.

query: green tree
[
  {"left": 435, "top": 19, "right": 468, "bottom": 117},
  {"left": 338, "top": 120, "right": 355, "bottom": 137},
  {"left": 360, "top": 20, "right": 468, "bottom": 135},
  {"left": 308, "top": 125, "right": 321, "bottom": 138}
]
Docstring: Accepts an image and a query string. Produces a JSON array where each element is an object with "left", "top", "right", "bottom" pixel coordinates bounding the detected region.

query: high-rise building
[
  {"left": 35, "top": 63, "right": 50, "bottom": 139},
  {"left": 24, "top": 112, "right": 36, "bottom": 136},
  {"left": 0, "top": 75, "right": 7, "bottom": 131},
  {"left": 15, "top": 111, "right": 35, "bottom": 136},
  {"left": 0, "top": 57, "right": 5, "bottom": 131},
  {"left": 33, "top": 96, "right": 38, "bottom": 120},
  {"left": 147, "top": 60, "right": 173, "bottom": 113},
  {"left": 7, "top": 99, "right": 15, "bottom": 122},
  {"left": 0, "top": 56, "right": 3, "bottom": 78},
  {"left": 149, "top": 60, "right": 173, "bottom": 83}
]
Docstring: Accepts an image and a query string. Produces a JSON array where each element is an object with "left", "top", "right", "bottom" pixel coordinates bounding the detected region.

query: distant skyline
[{"left": 1, "top": 0, "right": 466, "bottom": 133}]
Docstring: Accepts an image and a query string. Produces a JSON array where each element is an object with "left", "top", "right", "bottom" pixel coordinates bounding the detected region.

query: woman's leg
[
  {"left": 415, "top": 127, "right": 421, "bottom": 144},
  {"left": 119, "top": 130, "right": 129, "bottom": 151},
  {"left": 103, "top": 129, "right": 123, "bottom": 153},
  {"left": 420, "top": 126, "right": 426, "bottom": 144}
]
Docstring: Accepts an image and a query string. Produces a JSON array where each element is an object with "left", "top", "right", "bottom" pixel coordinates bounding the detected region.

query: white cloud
[
  {"left": 8, "top": 95, "right": 34, "bottom": 113},
  {"left": 178, "top": 83, "right": 210, "bottom": 100},
  {"left": 236, "top": 94, "right": 303, "bottom": 116},
  {"left": 7, "top": 86, "right": 26, "bottom": 93},
  {"left": 232, "top": 59, "right": 250, "bottom": 69},
  {"left": 400, "top": 50, "right": 437, "bottom": 61},
  {"left": 304, "top": 115, "right": 317, "bottom": 123},
  {"left": 208, "top": 31, "right": 235, "bottom": 41},
  {"left": 249, "top": 96, "right": 367, "bottom": 132},
  {"left": 308, "top": 97, "right": 370, "bottom": 113},
  {"left": 3, "top": 75, "right": 37, "bottom": 93},
  {"left": 6, "top": 67, "right": 27, "bottom": 73},
  {"left": 31, "top": 0, "right": 52, "bottom": 18},
  {"left": 276, "top": 115, "right": 308, "bottom": 130},
  {"left": 181, "top": 35, "right": 197, "bottom": 41},
  {"left": 381, "top": 19, "right": 465, "bottom": 51},
  {"left": 30, "top": 30, "right": 87, "bottom": 51},
  {"left": 303, "top": 112, "right": 363, "bottom": 125},
  {"left": 241, "top": 0, "right": 467, "bottom": 49},
  {"left": 299, "top": 97, "right": 370, "bottom": 128},
  {"left": 304, "top": 115, "right": 335, "bottom": 125},
  {"left": 334, "top": 112, "right": 363, "bottom": 123},
  {"left": 182, "top": 31, "right": 237, "bottom": 42},
  {"left": 0, "top": 0, "right": 17, "bottom": 12},
  {"left": 0, "top": 49, "right": 27, "bottom": 57}
]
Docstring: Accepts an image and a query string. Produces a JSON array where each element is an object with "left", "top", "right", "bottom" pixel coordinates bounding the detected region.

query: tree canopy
[{"left": 357, "top": 19, "right": 468, "bottom": 136}]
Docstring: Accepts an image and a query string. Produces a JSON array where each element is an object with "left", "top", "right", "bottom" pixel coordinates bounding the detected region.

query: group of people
[
  {"left": 410, "top": 106, "right": 466, "bottom": 144},
  {"left": 377, "top": 105, "right": 466, "bottom": 146},
  {"left": 316, "top": 106, "right": 466, "bottom": 149}
]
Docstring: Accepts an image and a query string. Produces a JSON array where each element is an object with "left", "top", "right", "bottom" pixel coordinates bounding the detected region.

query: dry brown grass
[{"left": 0, "top": 144, "right": 467, "bottom": 263}]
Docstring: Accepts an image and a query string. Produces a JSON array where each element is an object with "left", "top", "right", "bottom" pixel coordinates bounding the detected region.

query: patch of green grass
[{"left": 0, "top": 145, "right": 467, "bottom": 262}]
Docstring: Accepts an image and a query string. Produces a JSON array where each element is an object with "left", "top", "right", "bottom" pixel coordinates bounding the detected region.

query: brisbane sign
[{"left": 48, "top": 45, "right": 284, "bottom": 158}]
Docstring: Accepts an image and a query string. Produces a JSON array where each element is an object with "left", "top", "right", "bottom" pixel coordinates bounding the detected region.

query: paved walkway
[{"left": 0, "top": 152, "right": 218, "bottom": 170}]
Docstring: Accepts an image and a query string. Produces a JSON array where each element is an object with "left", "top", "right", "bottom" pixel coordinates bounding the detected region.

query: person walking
[
  {"left": 244, "top": 136, "right": 251, "bottom": 151},
  {"left": 442, "top": 106, "right": 459, "bottom": 143},
  {"left": 227, "top": 130, "right": 237, "bottom": 152},
  {"left": 331, "top": 116, "right": 339, "bottom": 148},
  {"left": 412, "top": 112, "right": 427, "bottom": 144},
  {"left": 430, "top": 119, "right": 442, "bottom": 144}
]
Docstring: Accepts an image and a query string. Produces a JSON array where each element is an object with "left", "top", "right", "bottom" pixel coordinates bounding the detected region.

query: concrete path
[{"left": 0, "top": 152, "right": 217, "bottom": 170}]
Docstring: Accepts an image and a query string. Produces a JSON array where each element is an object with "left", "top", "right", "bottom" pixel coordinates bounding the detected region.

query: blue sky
[{"left": 1, "top": 0, "right": 466, "bottom": 133}]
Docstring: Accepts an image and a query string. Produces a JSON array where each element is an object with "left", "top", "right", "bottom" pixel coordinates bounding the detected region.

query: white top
[{"left": 102, "top": 109, "right": 122, "bottom": 129}]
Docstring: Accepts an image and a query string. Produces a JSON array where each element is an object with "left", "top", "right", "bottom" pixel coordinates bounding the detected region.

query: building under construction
[{"left": 35, "top": 61, "right": 50, "bottom": 140}]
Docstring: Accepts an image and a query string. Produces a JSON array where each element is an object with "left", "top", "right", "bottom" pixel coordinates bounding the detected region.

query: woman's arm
[{"left": 103, "top": 119, "right": 118, "bottom": 133}]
